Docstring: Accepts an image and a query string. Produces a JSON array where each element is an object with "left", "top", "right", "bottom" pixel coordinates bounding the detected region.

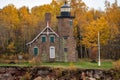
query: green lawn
[
  {"left": 0, "top": 59, "right": 113, "bottom": 69},
  {"left": 42, "top": 60, "right": 113, "bottom": 69}
]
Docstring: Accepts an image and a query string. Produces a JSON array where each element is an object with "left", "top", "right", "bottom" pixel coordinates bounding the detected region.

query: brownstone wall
[
  {"left": 28, "top": 13, "right": 78, "bottom": 62},
  {"left": 28, "top": 34, "right": 59, "bottom": 62},
  {"left": 57, "top": 18, "right": 78, "bottom": 62}
]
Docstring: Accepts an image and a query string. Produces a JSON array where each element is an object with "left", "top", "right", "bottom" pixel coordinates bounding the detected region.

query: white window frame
[{"left": 50, "top": 46, "right": 55, "bottom": 58}]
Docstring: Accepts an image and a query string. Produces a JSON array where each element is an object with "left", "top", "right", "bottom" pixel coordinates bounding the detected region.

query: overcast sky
[{"left": 0, "top": 0, "right": 120, "bottom": 10}]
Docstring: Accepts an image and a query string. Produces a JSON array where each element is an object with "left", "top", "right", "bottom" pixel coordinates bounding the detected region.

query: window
[
  {"left": 64, "top": 48, "right": 68, "bottom": 52},
  {"left": 50, "top": 37, "right": 54, "bottom": 43},
  {"left": 63, "top": 36, "right": 68, "bottom": 40},
  {"left": 42, "top": 36, "right": 46, "bottom": 42},
  {"left": 50, "top": 35, "right": 55, "bottom": 43},
  {"left": 34, "top": 47, "right": 38, "bottom": 56},
  {"left": 50, "top": 46, "right": 55, "bottom": 58},
  {"left": 69, "top": 20, "right": 73, "bottom": 26}
]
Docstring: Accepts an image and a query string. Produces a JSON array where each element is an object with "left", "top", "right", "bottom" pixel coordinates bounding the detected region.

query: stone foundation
[{"left": 0, "top": 66, "right": 119, "bottom": 80}]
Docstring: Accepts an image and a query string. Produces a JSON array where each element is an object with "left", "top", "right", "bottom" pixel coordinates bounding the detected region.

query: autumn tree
[
  {"left": 0, "top": 4, "right": 19, "bottom": 53},
  {"left": 18, "top": 6, "right": 39, "bottom": 53},
  {"left": 105, "top": 0, "right": 120, "bottom": 59},
  {"left": 82, "top": 17, "right": 111, "bottom": 59},
  {"left": 7, "top": 42, "right": 16, "bottom": 54},
  {"left": 0, "top": 0, "right": 120, "bottom": 60},
  {"left": 83, "top": 17, "right": 110, "bottom": 46}
]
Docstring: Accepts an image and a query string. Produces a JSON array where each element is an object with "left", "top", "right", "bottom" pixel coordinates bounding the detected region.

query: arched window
[{"left": 33, "top": 46, "right": 38, "bottom": 56}]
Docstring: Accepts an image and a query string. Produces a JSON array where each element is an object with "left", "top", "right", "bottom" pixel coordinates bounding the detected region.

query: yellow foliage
[
  {"left": 0, "top": 0, "right": 120, "bottom": 58},
  {"left": 2, "top": 4, "right": 19, "bottom": 27},
  {"left": 113, "top": 59, "right": 120, "bottom": 70},
  {"left": 69, "top": 62, "right": 76, "bottom": 71},
  {"left": 29, "top": 57, "right": 41, "bottom": 65},
  {"left": 82, "top": 17, "right": 111, "bottom": 48},
  {"left": 7, "top": 42, "right": 16, "bottom": 53}
]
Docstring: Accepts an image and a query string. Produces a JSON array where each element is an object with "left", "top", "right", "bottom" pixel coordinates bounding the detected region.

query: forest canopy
[{"left": 0, "top": 0, "right": 120, "bottom": 60}]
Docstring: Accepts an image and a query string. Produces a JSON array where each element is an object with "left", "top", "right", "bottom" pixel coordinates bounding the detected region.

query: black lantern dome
[
  {"left": 61, "top": 1, "right": 71, "bottom": 17},
  {"left": 57, "top": 1, "right": 74, "bottom": 18}
]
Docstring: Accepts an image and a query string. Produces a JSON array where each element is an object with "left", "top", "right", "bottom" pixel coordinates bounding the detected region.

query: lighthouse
[{"left": 57, "top": 1, "right": 77, "bottom": 62}]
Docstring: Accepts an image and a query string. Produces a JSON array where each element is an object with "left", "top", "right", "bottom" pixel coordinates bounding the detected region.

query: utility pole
[{"left": 98, "top": 31, "right": 101, "bottom": 66}]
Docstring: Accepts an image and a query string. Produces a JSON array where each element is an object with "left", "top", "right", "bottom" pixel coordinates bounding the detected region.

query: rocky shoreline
[{"left": 0, "top": 66, "right": 119, "bottom": 80}]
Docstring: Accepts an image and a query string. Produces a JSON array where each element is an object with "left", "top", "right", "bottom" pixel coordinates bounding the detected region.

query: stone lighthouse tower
[{"left": 57, "top": 1, "right": 77, "bottom": 62}]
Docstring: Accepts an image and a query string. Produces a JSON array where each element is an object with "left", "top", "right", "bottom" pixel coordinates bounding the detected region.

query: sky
[{"left": 0, "top": 0, "right": 120, "bottom": 10}]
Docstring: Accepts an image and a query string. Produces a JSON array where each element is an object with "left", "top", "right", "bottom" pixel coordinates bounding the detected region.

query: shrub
[
  {"left": 113, "top": 59, "right": 120, "bottom": 70},
  {"left": 113, "top": 59, "right": 120, "bottom": 79},
  {"left": 18, "top": 52, "right": 29, "bottom": 60},
  {"left": 69, "top": 62, "right": 76, "bottom": 71},
  {"left": 7, "top": 42, "right": 16, "bottom": 54},
  {"left": 29, "top": 57, "right": 41, "bottom": 65}
]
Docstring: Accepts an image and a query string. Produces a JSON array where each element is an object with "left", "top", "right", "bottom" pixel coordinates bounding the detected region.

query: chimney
[{"left": 45, "top": 13, "right": 51, "bottom": 27}]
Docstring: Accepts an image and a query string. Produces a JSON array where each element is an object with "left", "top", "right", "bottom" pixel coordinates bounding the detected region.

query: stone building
[{"left": 26, "top": 2, "right": 77, "bottom": 62}]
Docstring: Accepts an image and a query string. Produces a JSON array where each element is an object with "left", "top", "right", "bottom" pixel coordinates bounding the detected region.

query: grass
[
  {"left": 0, "top": 59, "right": 113, "bottom": 69},
  {"left": 0, "top": 62, "right": 32, "bottom": 67},
  {"left": 42, "top": 60, "right": 113, "bottom": 69}
]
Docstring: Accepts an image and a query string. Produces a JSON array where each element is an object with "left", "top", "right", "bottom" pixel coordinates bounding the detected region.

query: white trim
[
  {"left": 48, "top": 27, "right": 59, "bottom": 37},
  {"left": 26, "top": 25, "right": 59, "bottom": 45},
  {"left": 50, "top": 46, "right": 55, "bottom": 58},
  {"left": 50, "top": 35, "right": 55, "bottom": 37}
]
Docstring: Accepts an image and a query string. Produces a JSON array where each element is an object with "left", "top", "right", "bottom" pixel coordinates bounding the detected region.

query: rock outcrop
[{"left": 0, "top": 66, "right": 119, "bottom": 80}]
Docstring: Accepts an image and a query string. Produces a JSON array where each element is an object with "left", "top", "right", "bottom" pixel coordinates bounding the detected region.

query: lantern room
[{"left": 60, "top": 1, "right": 71, "bottom": 17}]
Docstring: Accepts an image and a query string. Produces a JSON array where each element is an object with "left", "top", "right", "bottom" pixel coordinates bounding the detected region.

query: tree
[
  {"left": 0, "top": 4, "right": 19, "bottom": 53},
  {"left": 18, "top": 6, "right": 38, "bottom": 53},
  {"left": 82, "top": 17, "right": 110, "bottom": 48},
  {"left": 105, "top": 1, "right": 120, "bottom": 59},
  {"left": 7, "top": 42, "right": 16, "bottom": 54}
]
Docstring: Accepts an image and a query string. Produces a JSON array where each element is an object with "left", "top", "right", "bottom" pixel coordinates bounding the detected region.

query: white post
[{"left": 98, "top": 31, "right": 101, "bottom": 66}]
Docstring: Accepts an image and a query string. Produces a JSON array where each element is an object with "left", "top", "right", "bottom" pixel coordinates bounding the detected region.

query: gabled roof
[{"left": 26, "top": 23, "right": 59, "bottom": 45}]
